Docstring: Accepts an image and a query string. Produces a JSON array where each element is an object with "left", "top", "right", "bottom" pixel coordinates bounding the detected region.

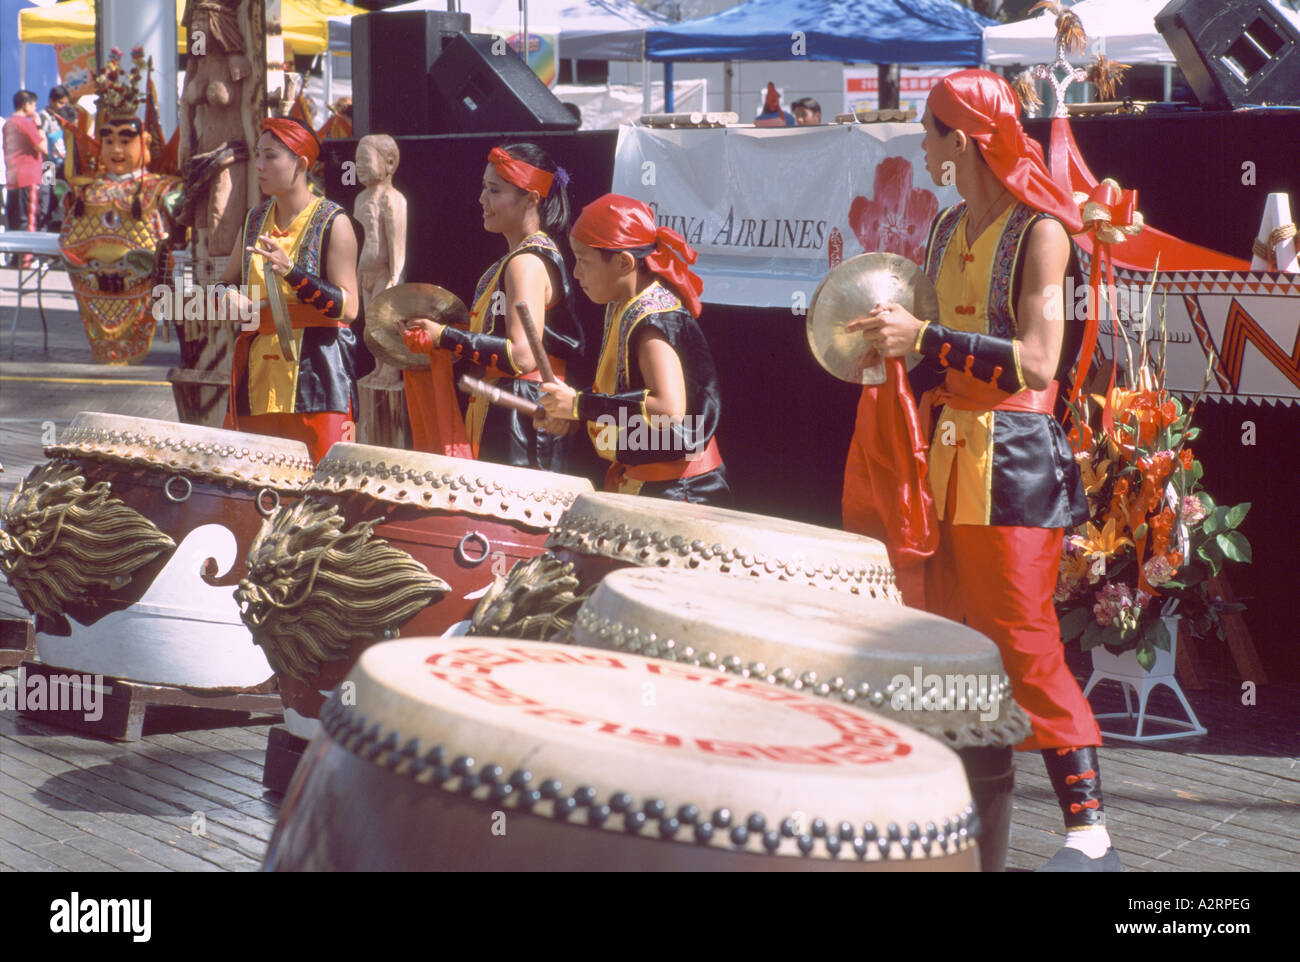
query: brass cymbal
[
  {"left": 364, "top": 283, "right": 470, "bottom": 371},
  {"left": 806, "top": 252, "right": 937, "bottom": 384}
]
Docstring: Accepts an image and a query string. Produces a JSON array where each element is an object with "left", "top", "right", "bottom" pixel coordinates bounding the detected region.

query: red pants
[
  {"left": 223, "top": 409, "right": 352, "bottom": 463},
  {"left": 926, "top": 518, "right": 1102, "bottom": 751}
]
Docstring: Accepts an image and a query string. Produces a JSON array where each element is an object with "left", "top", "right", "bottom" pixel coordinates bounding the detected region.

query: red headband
[
  {"left": 571, "top": 193, "right": 704, "bottom": 318},
  {"left": 488, "top": 146, "right": 554, "bottom": 197},
  {"left": 262, "top": 117, "right": 320, "bottom": 166},
  {"left": 927, "top": 69, "right": 1082, "bottom": 234}
]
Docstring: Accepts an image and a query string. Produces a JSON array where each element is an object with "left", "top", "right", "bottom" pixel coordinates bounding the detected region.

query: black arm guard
[
  {"left": 284, "top": 265, "right": 346, "bottom": 320},
  {"left": 437, "top": 325, "right": 522, "bottom": 375},
  {"left": 576, "top": 390, "right": 650, "bottom": 425},
  {"left": 918, "top": 322, "right": 1027, "bottom": 393}
]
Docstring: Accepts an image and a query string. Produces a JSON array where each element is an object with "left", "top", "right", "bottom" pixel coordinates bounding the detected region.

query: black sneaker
[{"left": 1037, "top": 846, "right": 1123, "bottom": 872}]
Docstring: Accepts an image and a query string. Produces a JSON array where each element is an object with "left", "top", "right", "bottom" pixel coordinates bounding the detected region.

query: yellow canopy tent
[{"left": 18, "top": 0, "right": 364, "bottom": 56}]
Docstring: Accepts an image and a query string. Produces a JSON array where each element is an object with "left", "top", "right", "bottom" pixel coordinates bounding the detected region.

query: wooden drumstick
[
  {"left": 459, "top": 374, "right": 544, "bottom": 418},
  {"left": 514, "top": 301, "right": 556, "bottom": 384}
]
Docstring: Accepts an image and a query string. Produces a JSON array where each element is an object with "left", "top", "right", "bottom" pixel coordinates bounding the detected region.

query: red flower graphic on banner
[{"left": 848, "top": 156, "right": 939, "bottom": 265}]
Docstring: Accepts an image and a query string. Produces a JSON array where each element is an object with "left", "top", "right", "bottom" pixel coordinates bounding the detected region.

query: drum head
[
  {"left": 572, "top": 568, "right": 1029, "bottom": 747},
  {"left": 47, "top": 411, "right": 314, "bottom": 488},
  {"left": 547, "top": 491, "right": 899, "bottom": 599},
  {"left": 807, "top": 252, "right": 934, "bottom": 384},
  {"left": 317, "top": 637, "right": 976, "bottom": 865},
  {"left": 308, "top": 442, "right": 593, "bottom": 527},
  {"left": 364, "top": 283, "right": 470, "bottom": 371}
]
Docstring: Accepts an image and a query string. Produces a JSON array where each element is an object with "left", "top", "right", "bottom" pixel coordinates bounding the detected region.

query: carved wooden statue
[{"left": 353, "top": 134, "right": 413, "bottom": 446}]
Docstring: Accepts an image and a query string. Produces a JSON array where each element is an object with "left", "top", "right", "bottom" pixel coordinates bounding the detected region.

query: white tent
[
  {"left": 982, "top": 0, "right": 1176, "bottom": 66},
  {"left": 379, "top": 0, "right": 669, "bottom": 61}
]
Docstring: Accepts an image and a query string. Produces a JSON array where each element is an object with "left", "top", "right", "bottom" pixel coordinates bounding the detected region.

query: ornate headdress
[{"left": 93, "top": 47, "right": 147, "bottom": 124}]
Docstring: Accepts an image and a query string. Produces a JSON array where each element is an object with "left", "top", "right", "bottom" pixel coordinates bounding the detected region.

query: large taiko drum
[
  {"left": 0, "top": 412, "right": 313, "bottom": 689},
  {"left": 569, "top": 567, "right": 1031, "bottom": 873},
  {"left": 264, "top": 637, "right": 980, "bottom": 871},
  {"left": 236, "top": 443, "right": 592, "bottom": 731},
  {"left": 471, "top": 490, "right": 902, "bottom": 639}
]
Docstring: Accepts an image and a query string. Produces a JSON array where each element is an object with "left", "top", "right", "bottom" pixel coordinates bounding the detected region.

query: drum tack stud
[
  {"left": 609, "top": 792, "right": 633, "bottom": 813},
  {"left": 711, "top": 807, "right": 732, "bottom": 828},
  {"left": 489, "top": 783, "right": 514, "bottom": 803},
  {"left": 693, "top": 823, "right": 714, "bottom": 843},
  {"left": 588, "top": 805, "right": 611, "bottom": 826},
  {"left": 624, "top": 812, "right": 648, "bottom": 833},
  {"left": 659, "top": 818, "right": 680, "bottom": 839},
  {"left": 676, "top": 804, "right": 699, "bottom": 825}
]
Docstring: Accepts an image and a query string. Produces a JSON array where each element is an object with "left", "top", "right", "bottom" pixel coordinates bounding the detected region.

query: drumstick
[
  {"left": 459, "top": 374, "right": 544, "bottom": 418},
  {"left": 514, "top": 301, "right": 556, "bottom": 384}
]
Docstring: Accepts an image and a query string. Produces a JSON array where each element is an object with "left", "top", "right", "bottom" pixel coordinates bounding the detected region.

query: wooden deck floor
[{"left": 2, "top": 657, "right": 1295, "bottom": 873}]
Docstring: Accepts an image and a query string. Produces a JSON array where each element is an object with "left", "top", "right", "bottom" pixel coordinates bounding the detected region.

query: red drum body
[
  {"left": 236, "top": 443, "right": 592, "bottom": 732},
  {"left": 265, "top": 638, "right": 980, "bottom": 871},
  {"left": 471, "top": 491, "right": 902, "bottom": 640},
  {"left": 0, "top": 412, "right": 312, "bottom": 690},
  {"left": 571, "top": 568, "right": 1030, "bottom": 872}
]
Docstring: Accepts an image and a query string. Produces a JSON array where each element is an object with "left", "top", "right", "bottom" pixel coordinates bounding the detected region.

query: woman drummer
[
  {"left": 400, "top": 143, "right": 584, "bottom": 472},
  {"left": 537, "top": 194, "right": 728, "bottom": 504},
  {"left": 846, "top": 69, "right": 1117, "bottom": 872},
  {"left": 217, "top": 116, "right": 361, "bottom": 463}
]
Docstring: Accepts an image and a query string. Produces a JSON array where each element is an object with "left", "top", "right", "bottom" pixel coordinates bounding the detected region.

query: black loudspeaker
[
  {"left": 428, "top": 33, "right": 580, "bottom": 134},
  {"left": 353, "top": 10, "right": 471, "bottom": 135},
  {"left": 1155, "top": 0, "right": 1300, "bottom": 108}
]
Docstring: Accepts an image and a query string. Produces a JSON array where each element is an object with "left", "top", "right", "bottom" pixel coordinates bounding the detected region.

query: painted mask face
[{"left": 97, "top": 121, "right": 148, "bottom": 176}]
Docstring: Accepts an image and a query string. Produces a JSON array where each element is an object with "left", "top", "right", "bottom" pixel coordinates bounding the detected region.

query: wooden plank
[
  {"left": 0, "top": 737, "right": 262, "bottom": 870},
  {"left": 0, "top": 811, "right": 124, "bottom": 871},
  {"left": 0, "top": 837, "right": 65, "bottom": 872},
  {"left": 164, "top": 729, "right": 269, "bottom": 781}
]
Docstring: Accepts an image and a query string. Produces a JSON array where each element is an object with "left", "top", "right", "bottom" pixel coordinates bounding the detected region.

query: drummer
[
  {"left": 399, "top": 143, "right": 584, "bottom": 472},
  {"left": 845, "top": 70, "right": 1117, "bottom": 872},
  {"left": 217, "top": 116, "right": 362, "bottom": 463},
  {"left": 537, "top": 194, "right": 729, "bottom": 504}
]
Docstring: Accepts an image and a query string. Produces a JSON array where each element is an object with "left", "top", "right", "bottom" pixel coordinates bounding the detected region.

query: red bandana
[
  {"left": 927, "top": 69, "right": 1082, "bottom": 234},
  {"left": 262, "top": 117, "right": 320, "bottom": 166},
  {"left": 571, "top": 193, "right": 704, "bottom": 318},
  {"left": 488, "top": 146, "right": 554, "bottom": 197}
]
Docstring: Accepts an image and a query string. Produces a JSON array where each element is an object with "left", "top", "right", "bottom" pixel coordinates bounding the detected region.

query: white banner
[
  {"left": 612, "top": 124, "right": 961, "bottom": 309},
  {"left": 843, "top": 68, "right": 956, "bottom": 115}
]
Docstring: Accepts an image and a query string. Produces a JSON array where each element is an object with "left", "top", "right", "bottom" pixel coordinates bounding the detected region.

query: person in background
[
  {"left": 38, "top": 86, "right": 71, "bottom": 231},
  {"left": 754, "top": 83, "right": 795, "bottom": 127},
  {"left": 4, "top": 91, "right": 48, "bottom": 262},
  {"left": 791, "top": 97, "right": 822, "bottom": 126}
]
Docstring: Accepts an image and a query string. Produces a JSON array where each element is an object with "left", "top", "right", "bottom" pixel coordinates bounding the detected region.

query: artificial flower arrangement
[{"left": 1055, "top": 280, "right": 1252, "bottom": 670}]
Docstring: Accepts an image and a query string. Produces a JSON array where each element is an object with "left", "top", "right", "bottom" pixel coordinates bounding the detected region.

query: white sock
[{"left": 1063, "top": 825, "right": 1112, "bottom": 858}]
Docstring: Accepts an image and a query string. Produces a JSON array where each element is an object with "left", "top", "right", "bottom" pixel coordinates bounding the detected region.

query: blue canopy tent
[{"left": 644, "top": 0, "right": 994, "bottom": 110}]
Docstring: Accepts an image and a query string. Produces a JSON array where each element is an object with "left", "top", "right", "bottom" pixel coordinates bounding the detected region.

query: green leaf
[
  {"left": 1184, "top": 427, "right": 1201, "bottom": 441},
  {"left": 1217, "top": 530, "right": 1252, "bottom": 564},
  {"left": 1223, "top": 503, "right": 1251, "bottom": 530},
  {"left": 1080, "top": 620, "right": 1106, "bottom": 652},
  {"left": 1058, "top": 607, "right": 1092, "bottom": 642},
  {"left": 1199, "top": 492, "right": 1216, "bottom": 511},
  {"left": 1151, "top": 620, "right": 1172, "bottom": 652},
  {"left": 1201, "top": 507, "right": 1229, "bottom": 536},
  {"left": 1132, "top": 522, "right": 1148, "bottom": 541},
  {"left": 1192, "top": 461, "right": 1203, "bottom": 480},
  {"left": 1100, "top": 624, "right": 1125, "bottom": 648},
  {"left": 1196, "top": 540, "right": 1221, "bottom": 564},
  {"left": 1136, "top": 643, "right": 1156, "bottom": 671}
]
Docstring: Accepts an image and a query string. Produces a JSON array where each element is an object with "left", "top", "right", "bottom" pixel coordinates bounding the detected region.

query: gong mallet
[
  {"left": 514, "top": 301, "right": 556, "bottom": 384},
  {"left": 458, "top": 374, "right": 545, "bottom": 419}
]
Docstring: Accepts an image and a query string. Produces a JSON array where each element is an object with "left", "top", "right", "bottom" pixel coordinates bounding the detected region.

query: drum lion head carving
[
  {"left": 470, "top": 553, "right": 594, "bottom": 641},
  {"left": 0, "top": 462, "right": 176, "bottom": 627},
  {"left": 236, "top": 499, "right": 450, "bottom": 683}
]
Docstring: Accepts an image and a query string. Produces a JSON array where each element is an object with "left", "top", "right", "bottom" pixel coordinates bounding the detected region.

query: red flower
[
  {"left": 1180, "top": 448, "right": 1195, "bottom": 470},
  {"left": 848, "top": 156, "right": 939, "bottom": 265}
]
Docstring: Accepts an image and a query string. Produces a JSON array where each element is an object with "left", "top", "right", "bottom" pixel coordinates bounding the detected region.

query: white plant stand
[{"left": 1082, "top": 616, "right": 1207, "bottom": 742}]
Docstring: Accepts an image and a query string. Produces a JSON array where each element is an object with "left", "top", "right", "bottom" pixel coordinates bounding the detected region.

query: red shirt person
[{"left": 4, "top": 90, "right": 48, "bottom": 241}]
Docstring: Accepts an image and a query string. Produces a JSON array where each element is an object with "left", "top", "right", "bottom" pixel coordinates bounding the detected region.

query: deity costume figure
[
  {"left": 354, "top": 133, "right": 407, "bottom": 311},
  {"left": 538, "top": 194, "right": 728, "bottom": 503},
  {"left": 401, "top": 144, "right": 584, "bottom": 471},
  {"left": 218, "top": 117, "right": 361, "bottom": 463},
  {"left": 58, "top": 48, "right": 181, "bottom": 364},
  {"left": 843, "top": 70, "right": 1117, "bottom": 871}
]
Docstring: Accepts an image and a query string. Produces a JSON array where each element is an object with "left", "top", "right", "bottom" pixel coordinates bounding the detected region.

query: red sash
[{"left": 604, "top": 436, "right": 723, "bottom": 492}]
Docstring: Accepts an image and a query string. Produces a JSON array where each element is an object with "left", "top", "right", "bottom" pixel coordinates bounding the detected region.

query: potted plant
[{"left": 1055, "top": 282, "right": 1251, "bottom": 674}]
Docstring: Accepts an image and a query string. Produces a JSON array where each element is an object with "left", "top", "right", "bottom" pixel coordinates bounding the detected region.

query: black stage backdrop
[{"left": 322, "top": 113, "right": 1299, "bottom": 681}]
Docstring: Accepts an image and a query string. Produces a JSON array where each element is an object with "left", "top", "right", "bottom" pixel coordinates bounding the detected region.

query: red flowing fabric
[
  {"left": 223, "top": 409, "right": 351, "bottom": 464},
  {"left": 401, "top": 328, "right": 474, "bottom": 458},
  {"left": 261, "top": 117, "right": 320, "bottom": 165},
  {"left": 841, "top": 358, "right": 938, "bottom": 608},
  {"left": 927, "top": 70, "right": 1083, "bottom": 234},
  {"left": 488, "top": 146, "right": 554, "bottom": 197},
  {"left": 571, "top": 193, "right": 704, "bottom": 317}
]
